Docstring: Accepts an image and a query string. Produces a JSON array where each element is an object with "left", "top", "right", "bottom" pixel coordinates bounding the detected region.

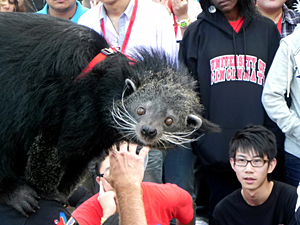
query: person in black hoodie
[{"left": 179, "top": 0, "right": 282, "bottom": 222}]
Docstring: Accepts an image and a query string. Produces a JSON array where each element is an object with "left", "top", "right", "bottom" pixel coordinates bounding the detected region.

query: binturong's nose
[{"left": 141, "top": 125, "right": 157, "bottom": 138}]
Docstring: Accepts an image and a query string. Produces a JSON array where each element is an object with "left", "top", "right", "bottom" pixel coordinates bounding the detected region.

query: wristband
[
  {"left": 101, "top": 217, "right": 107, "bottom": 224},
  {"left": 176, "top": 18, "right": 191, "bottom": 28}
]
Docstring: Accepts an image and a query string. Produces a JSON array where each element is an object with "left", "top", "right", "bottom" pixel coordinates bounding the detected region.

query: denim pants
[{"left": 285, "top": 151, "right": 300, "bottom": 187}]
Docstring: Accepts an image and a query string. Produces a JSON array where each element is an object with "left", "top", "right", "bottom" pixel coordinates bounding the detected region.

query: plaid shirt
[{"left": 281, "top": 4, "right": 300, "bottom": 38}]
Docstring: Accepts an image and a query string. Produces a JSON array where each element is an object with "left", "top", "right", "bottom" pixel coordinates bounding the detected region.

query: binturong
[
  {"left": 110, "top": 49, "right": 221, "bottom": 149},
  {"left": 0, "top": 12, "right": 220, "bottom": 219}
]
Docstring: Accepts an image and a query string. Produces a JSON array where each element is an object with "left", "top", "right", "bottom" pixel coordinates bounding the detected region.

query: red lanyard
[
  {"left": 100, "top": 0, "right": 138, "bottom": 53},
  {"left": 277, "top": 13, "right": 283, "bottom": 34},
  {"left": 173, "top": 14, "right": 178, "bottom": 38}
]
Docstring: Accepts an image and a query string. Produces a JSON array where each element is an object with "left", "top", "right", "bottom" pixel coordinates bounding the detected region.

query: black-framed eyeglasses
[
  {"left": 234, "top": 158, "right": 270, "bottom": 167},
  {"left": 98, "top": 168, "right": 110, "bottom": 178}
]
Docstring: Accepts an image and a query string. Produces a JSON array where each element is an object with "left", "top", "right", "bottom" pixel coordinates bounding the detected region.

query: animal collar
[
  {"left": 76, "top": 48, "right": 135, "bottom": 80},
  {"left": 76, "top": 48, "right": 118, "bottom": 80}
]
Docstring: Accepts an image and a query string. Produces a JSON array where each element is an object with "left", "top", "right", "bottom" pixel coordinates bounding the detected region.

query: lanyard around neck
[{"left": 100, "top": 0, "right": 138, "bottom": 54}]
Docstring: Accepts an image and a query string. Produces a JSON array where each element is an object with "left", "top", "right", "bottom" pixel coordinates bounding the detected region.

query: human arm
[
  {"left": 164, "top": 183, "right": 194, "bottom": 225},
  {"left": 176, "top": 217, "right": 194, "bottom": 225},
  {"left": 152, "top": 0, "right": 189, "bottom": 37},
  {"left": 107, "top": 142, "right": 150, "bottom": 225},
  {"left": 175, "top": 192, "right": 194, "bottom": 225},
  {"left": 262, "top": 37, "right": 300, "bottom": 144},
  {"left": 171, "top": 0, "right": 189, "bottom": 37},
  {"left": 98, "top": 181, "right": 117, "bottom": 221}
]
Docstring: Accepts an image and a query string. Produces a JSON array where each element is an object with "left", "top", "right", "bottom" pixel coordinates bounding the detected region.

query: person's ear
[
  {"left": 230, "top": 158, "right": 235, "bottom": 171},
  {"left": 96, "top": 176, "right": 101, "bottom": 185},
  {"left": 267, "top": 158, "right": 277, "bottom": 174}
]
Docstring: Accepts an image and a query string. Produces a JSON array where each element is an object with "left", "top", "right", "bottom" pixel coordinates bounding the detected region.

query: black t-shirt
[
  {"left": 0, "top": 199, "right": 78, "bottom": 225},
  {"left": 212, "top": 181, "right": 297, "bottom": 225}
]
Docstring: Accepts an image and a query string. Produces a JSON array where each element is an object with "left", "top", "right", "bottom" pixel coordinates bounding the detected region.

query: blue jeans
[
  {"left": 285, "top": 151, "right": 300, "bottom": 187},
  {"left": 163, "top": 144, "right": 197, "bottom": 200},
  {"left": 143, "top": 149, "right": 166, "bottom": 183},
  {"left": 164, "top": 144, "right": 197, "bottom": 225}
]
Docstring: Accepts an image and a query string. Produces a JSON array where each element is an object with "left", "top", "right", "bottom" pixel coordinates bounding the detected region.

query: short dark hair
[
  {"left": 94, "top": 151, "right": 109, "bottom": 176},
  {"left": 200, "top": 0, "right": 262, "bottom": 21},
  {"left": 229, "top": 124, "right": 277, "bottom": 160}
]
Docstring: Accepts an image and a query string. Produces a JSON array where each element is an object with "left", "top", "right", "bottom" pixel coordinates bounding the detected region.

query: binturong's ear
[
  {"left": 200, "top": 117, "right": 221, "bottom": 133},
  {"left": 125, "top": 78, "right": 136, "bottom": 93},
  {"left": 188, "top": 114, "right": 221, "bottom": 133},
  {"left": 187, "top": 114, "right": 202, "bottom": 130}
]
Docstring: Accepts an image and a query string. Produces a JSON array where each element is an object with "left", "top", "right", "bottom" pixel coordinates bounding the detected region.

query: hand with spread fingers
[
  {"left": 107, "top": 142, "right": 150, "bottom": 225},
  {"left": 107, "top": 142, "right": 149, "bottom": 189}
]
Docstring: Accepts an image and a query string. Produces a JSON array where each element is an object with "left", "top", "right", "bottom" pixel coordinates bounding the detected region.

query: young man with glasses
[{"left": 212, "top": 124, "right": 297, "bottom": 225}]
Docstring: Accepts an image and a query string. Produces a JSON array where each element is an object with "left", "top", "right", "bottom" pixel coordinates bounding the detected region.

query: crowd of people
[{"left": 1, "top": 0, "right": 300, "bottom": 224}]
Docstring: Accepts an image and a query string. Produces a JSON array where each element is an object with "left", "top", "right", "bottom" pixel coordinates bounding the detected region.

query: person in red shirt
[{"left": 72, "top": 143, "right": 194, "bottom": 225}]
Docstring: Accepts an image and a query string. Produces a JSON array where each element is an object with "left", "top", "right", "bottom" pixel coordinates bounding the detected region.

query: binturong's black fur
[{"left": 0, "top": 12, "right": 220, "bottom": 217}]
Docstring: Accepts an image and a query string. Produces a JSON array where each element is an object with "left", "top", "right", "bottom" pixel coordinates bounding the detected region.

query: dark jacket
[{"left": 179, "top": 10, "right": 281, "bottom": 171}]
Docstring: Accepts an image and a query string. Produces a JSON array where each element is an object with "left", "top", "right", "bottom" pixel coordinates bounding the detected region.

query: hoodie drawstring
[
  {"left": 243, "top": 28, "right": 247, "bottom": 75},
  {"left": 232, "top": 27, "right": 247, "bottom": 79},
  {"left": 232, "top": 30, "right": 237, "bottom": 77}
]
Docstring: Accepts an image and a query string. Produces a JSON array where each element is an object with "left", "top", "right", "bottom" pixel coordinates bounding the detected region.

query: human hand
[
  {"left": 98, "top": 181, "right": 117, "bottom": 218},
  {"left": 107, "top": 142, "right": 150, "bottom": 190},
  {"left": 171, "top": 0, "right": 188, "bottom": 21}
]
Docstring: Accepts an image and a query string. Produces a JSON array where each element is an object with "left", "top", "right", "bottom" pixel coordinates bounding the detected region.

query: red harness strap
[{"left": 76, "top": 48, "right": 135, "bottom": 80}]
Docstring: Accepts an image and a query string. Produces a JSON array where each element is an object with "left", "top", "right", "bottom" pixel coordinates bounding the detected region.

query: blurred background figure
[
  {"left": 256, "top": 0, "right": 300, "bottom": 38},
  {"left": 36, "top": 0, "right": 88, "bottom": 23},
  {"left": 0, "top": 0, "right": 21, "bottom": 11}
]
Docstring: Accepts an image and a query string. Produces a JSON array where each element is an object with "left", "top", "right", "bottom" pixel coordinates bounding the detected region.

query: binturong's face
[
  {"left": 230, "top": 149, "right": 276, "bottom": 192},
  {"left": 0, "top": 0, "right": 15, "bottom": 12}
]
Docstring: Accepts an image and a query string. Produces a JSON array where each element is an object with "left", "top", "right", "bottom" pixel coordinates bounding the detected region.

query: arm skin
[
  {"left": 107, "top": 142, "right": 150, "bottom": 225},
  {"left": 176, "top": 218, "right": 194, "bottom": 225},
  {"left": 98, "top": 181, "right": 117, "bottom": 219},
  {"left": 170, "top": 0, "right": 189, "bottom": 37},
  {"left": 152, "top": 0, "right": 189, "bottom": 37}
]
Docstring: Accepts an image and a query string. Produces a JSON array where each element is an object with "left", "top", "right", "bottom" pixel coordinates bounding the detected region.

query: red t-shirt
[
  {"left": 72, "top": 182, "right": 194, "bottom": 225},
  {"left": 229, "top": 17, "right": 245, "bottom": 33}
]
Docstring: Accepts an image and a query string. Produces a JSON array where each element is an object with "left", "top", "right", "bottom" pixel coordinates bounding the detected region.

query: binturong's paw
[
  {"left": 1, "top": 185, "right": 40, "bottom": 217},
  {"left": 39, "top": 190, "right": 69, "bottom": 208}
]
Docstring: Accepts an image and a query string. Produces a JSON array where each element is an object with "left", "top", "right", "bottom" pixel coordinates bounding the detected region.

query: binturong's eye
[
  {"left": 165, "top": 117, "right": 173, "bottom": 126},
  {"left": 137, "top": 107, "right": 146, "bottom": 115}
]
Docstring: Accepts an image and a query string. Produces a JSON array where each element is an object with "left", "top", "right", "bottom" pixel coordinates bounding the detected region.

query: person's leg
[
  {"left": 163, "top": 144, "right": 197, "bottom": 198},
  {"left": 203, "top": 167, "right": 240, "bottom": 224},
  {"left": 143, "top": 149, "right": 166, "bottom": 183},
  {"left": 285, "top": 152, "right": 300, "bottom": 187},
  {"left": 163, "top": 144, "right": 197, "bottom": 225}
]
